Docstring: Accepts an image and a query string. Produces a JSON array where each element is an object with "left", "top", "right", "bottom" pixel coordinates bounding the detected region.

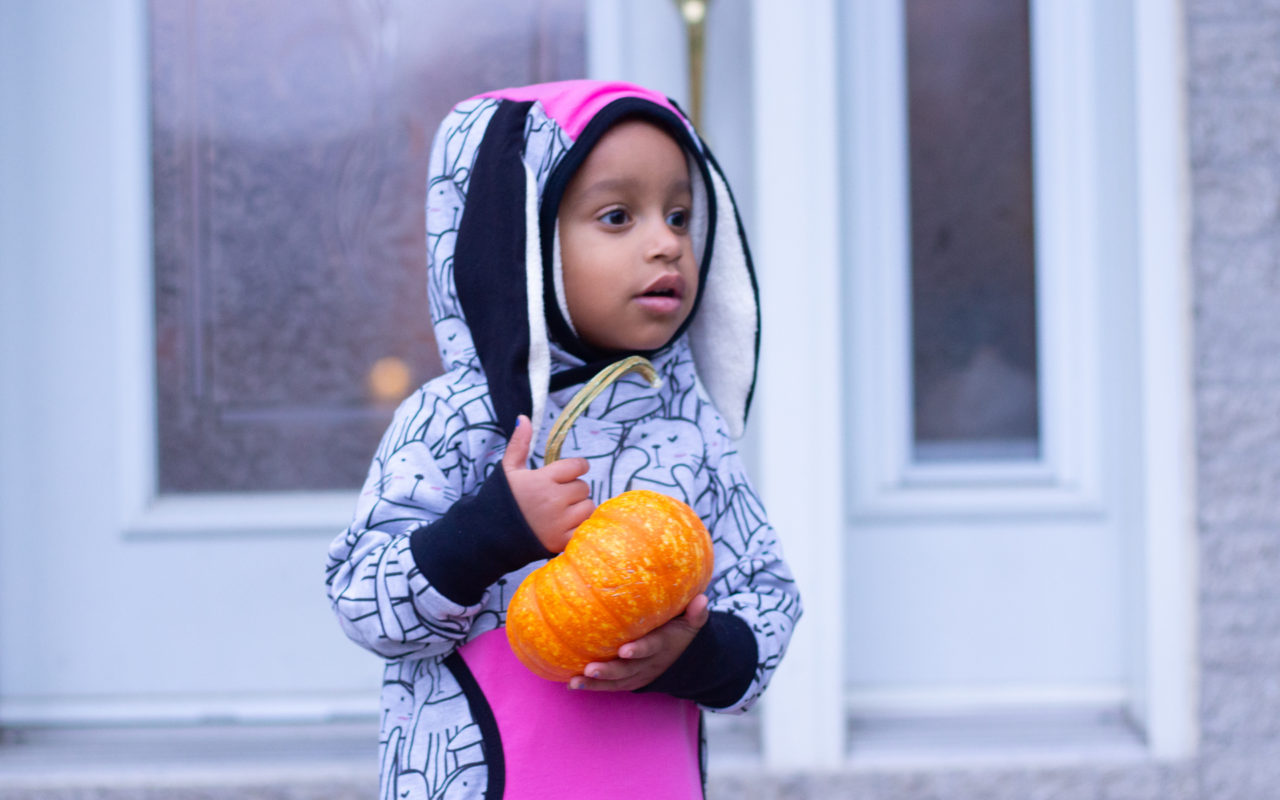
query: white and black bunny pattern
[{"left": 326, "top": 81, "right": 800, "bottom": 800}]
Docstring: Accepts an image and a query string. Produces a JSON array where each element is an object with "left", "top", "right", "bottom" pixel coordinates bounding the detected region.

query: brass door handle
[{"left": 674, "top": 0, "right": 709, "bottom": 131}]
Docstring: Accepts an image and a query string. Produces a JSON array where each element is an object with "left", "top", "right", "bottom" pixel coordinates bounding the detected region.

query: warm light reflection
[{"left": 368, "top": 356, "right": 413, "bottom": 402}]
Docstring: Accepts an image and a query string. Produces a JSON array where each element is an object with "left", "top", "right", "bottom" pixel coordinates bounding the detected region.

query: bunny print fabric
[{"left": 325, "top": 81, "right": 800, "bottom": 799}]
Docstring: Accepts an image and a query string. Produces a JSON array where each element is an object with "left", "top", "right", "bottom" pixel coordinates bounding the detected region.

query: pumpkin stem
[{"left": 545, "top": 356, "right": 661, "bottom": 464}]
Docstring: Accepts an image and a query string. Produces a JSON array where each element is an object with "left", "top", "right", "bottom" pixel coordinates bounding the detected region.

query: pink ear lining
[{"left": 478, "top": 79, "right": 685, "bottom": 140}]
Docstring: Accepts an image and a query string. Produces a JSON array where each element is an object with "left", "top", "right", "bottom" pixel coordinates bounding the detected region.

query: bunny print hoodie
[{"left": 325, "top": 81, "right": 800, "bottom": 799}]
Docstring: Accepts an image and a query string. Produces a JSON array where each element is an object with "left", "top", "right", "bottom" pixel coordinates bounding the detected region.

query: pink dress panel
[{"left": 457, "top": 628, "right": 702, "bottom": 799}]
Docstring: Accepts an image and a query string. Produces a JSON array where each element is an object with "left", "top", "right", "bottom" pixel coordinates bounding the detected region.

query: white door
[
  {"left": 840, "top": 0, "right": 1134, "bottom": 713},
  {"left": 744, "top": 0, "right": 1193, "bottom": 767},
  {"left": 0, "top": 0, "right": 591, "bottom": 726}
]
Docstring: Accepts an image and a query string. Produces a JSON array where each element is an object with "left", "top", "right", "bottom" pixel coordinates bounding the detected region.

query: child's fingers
[
  {"left": 563, "top": 497, "right": 595, "bottom": 529},
  {"left": 683, "top": 593, "right": 711, "bottom": 627},
  {"left": 615, "top": 639, "right": 654, "bottom": 661},
  {"left": 615, "top": 596, "right": 710, "bottom": 660},
  {"left": 543, "top": 456, "right": 590, "bottom": 482},
  {"left": 502, "top": 415, "right": 532, "bottom": 472},
  {"left": 561, "top": 478, "right": 591, "bottom": 505},
  {"left": 616, "top": 627, "right": 673, "bottom": 661},
  {"left": 571, "top": 599, "right": 710, "bottom": 691},
  {"left": 574, "top": 659, "right": 641, "bottom": 687}
]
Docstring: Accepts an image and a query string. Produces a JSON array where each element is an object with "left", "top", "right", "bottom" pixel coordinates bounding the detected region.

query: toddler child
[{"left": 326, "top": 80, "right": 800, "bottom": 799}]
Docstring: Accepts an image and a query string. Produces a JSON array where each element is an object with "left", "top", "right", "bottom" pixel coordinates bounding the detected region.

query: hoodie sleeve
[
  {"left": 644, "top": 445, "right": 802, "bottom": 713},
  {"left": 324, "top": 385, "right": 548, "bottom": 661}
]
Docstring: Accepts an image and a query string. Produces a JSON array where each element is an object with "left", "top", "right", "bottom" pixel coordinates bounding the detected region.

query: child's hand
[
  {"left": 503, "top": 414, "right": 595, "bottom": 553},
  {"left": 569, "top": 594, "right": 711, "bottom": 692}
]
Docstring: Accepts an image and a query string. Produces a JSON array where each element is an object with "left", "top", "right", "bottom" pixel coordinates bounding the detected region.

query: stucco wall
[{"left": 1188, "top": 0, "right": 1280, "bottom": 797}]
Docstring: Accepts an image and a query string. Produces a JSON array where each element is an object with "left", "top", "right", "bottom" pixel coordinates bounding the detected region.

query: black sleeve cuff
[
  {"left": 409, "top": 466, "right": 552, "bottom": 606},
  {"left": 636, "top": 611, "right": 758, "bottom": 709}
]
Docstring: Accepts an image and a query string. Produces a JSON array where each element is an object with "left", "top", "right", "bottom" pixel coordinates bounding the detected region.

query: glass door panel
[
  {"left": 905, "top": 0, "right": 1039, "bottom": 463},
  {"left": 151, "top": 0, "right": 586, "bottom": 492}
]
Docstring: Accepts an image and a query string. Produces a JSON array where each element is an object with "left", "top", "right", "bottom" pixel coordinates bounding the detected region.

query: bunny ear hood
[{"left": 424, "top": 80, "right": 759, "bottom": 440}]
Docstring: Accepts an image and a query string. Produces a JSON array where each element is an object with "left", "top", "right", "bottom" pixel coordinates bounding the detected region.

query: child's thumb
[
  {"left": 678, "top": 594, "right": 712, "bottom": 633},
  {"left": 502, "top": 415, "right": 532, "bottom": 472}
]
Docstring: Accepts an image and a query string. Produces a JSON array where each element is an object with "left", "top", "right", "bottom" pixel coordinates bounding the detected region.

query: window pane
[
  {"left": 151, "top": 0, "right": 585, "bottom": 493},
  {"left": 905, "top": 0, "right": 1040, "bottom": 462}
]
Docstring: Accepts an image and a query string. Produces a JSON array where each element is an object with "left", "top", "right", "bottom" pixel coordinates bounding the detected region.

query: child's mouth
[
  {"left": 636, "top": 275, "right": 686, "bottom": 314},
  {"left": 639, "top": 274, "right": 685, "bottom": 300}
]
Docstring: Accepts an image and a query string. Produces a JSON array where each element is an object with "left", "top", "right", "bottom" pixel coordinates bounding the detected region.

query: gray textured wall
[{"left": 1190, "top": 0, "right": 1280, "bottom": 797}]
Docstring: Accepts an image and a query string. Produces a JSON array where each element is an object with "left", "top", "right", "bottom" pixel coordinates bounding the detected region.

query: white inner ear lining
[
  {"left": 524, "top": 163, "right": 550, "bottom": 442},
  {"left": 552, "top": 221, "right": 576, "bottom": 337}
]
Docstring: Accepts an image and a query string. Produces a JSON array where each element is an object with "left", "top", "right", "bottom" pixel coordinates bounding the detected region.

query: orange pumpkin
[{"left": 506, "top": 488, "right": 714, "bottom": 681}]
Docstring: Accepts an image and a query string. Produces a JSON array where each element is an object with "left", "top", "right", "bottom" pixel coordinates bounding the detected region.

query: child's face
[{"left": 557, "top": 120, "right": 697, "bottom": 353}]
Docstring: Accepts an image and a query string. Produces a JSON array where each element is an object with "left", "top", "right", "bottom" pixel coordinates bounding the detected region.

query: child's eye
[
  {"left": 667, "top": 209, "right": 689, "bottom": 229},
  {"left": 599, "top": 209, "right": 630, "bottom": 226}
]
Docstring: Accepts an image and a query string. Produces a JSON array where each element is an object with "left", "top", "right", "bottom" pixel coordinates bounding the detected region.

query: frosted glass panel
[
  {"left": 151, "top": 0, "right": 585, "bottom": 492},
  {"left": 905, "top": 0, "right": 1040, "bottom": 462}
]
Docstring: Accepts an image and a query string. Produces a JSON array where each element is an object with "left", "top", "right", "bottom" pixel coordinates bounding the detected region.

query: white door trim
[
  {"left": 1131, "top": 0, "right": 1198, "bottom": 760},
  {"left": 749, "top": 0, "right": 847, "bottom": 771}
]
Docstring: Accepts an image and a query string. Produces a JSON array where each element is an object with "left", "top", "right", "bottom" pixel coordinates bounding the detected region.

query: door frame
[{"left": 742, "top": 0, "right": 1196, "bottom": 768}]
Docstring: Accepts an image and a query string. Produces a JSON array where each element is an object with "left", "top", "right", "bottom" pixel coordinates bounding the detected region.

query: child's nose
[{"left": 645, "top": 219, "right": 682, "bottom": 261}]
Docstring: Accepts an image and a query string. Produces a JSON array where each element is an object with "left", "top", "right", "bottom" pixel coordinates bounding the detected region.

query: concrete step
[
  {"left": 0, "top": 722, "right": 378, "bottom": 799},
  {"left": 0, "top": 714, "right": 764, "bottom": 798}
]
